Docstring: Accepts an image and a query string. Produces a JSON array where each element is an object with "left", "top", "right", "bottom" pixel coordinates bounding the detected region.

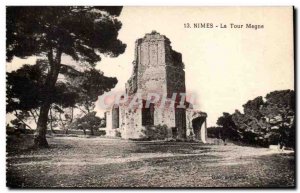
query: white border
[{"left": 1, "top": 0, "right": 299, "bottom": 192}]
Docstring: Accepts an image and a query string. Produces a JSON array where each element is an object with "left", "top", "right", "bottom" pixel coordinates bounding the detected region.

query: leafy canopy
[
  {"left": 7, "top": 6, "right": 126, "bottom": 63},
  {"left": 7, "top": 60, "right": 118, "bottom": 113}
]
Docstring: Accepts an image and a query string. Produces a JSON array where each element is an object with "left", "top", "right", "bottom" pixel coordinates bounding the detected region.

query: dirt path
[{"left": 7, "top": 136, "right": 295, "bottom": 188}]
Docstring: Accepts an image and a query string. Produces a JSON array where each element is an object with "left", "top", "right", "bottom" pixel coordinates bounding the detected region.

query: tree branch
[
  {"left": 34, "top": 109, "right": 40, "bottom": 117},
  {"left": 76, "top": 106, "right": 88, "bottom": 115},
  {"left": 14, "top": 110, "right": 33, "bottom": 130},
  {"left": 29, "top": 110, "right": 37, "bottom": 124},
  {"left": 49, "top": 106, "right": 56, "bottom": 134}
]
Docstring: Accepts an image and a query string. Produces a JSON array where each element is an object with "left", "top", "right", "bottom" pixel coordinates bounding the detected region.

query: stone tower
[
  {"left": 126, "top": 31, "right": 186, "bottom": 98},
  {"left": 105, "top": 31, "right": 207, "bottom": 142}
]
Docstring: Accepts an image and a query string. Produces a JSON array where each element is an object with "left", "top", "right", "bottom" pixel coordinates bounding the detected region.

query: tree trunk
[
  {"left": 65, "top": 107, "right": 74, "bottom": 134},
  {"left": 34, "top": 48, "right": 62, "bottom": 148},
  {"left": 34, "top": 102, "right": 51, "bottom": 147},
  {"left": 90, "top": 127, "right": 94, "bottom": 135},
  {"left": 49, "top": 106, "right": 56, "bottom": 134},
  {"left": 222, "top": 137, "right": 227, "bottom": 145},
  {"left": 59, "top": 112, "right": 68, "bottom": 134},
  {"left": 70, "top": 107, "right": 74, "bottom": 123}
]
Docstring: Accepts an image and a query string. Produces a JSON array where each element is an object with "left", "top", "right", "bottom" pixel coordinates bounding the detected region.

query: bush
[
  {"left": 98, "top": 130, "right": 106, "bottom": 136},
  {"left": 69, "top": 112, "right": 102, "bottom": 135},
  {"left": 215, "top": 90, "right": 295, "bottom": 148},
  {"left": 268, "top": 132, "right": 280, "bottom": 145},
  {"left": 142, "top": 124, "right": 168, "bottom": 140},
  {"left": 115, "top": 130, "right": 122, "bottom": 138},
  {"left": 207, "top": 126, "right": 222, "bottom": 138}
]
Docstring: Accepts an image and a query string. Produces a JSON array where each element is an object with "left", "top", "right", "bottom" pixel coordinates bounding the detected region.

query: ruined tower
[
  {"left": 126, "top": 31, "right": 186, "bottom": 98},
  {"left": 105, "top": 31, "right": 207, "bottom": 142}
]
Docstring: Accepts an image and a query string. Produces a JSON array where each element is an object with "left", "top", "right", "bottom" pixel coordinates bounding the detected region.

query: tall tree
[
  {"left": 7, "top": 60, "right": 117, "bottom": 135},
  {"left": 216, "top": 90, "right": 295, "bottom": 147},
  {"left": 69, "top": 111, "right": 102, "bottom": 135},
  {"left": 65, "top": 68, "right": 117, "bottom": 114},
  {"left": 6, "top": 6, "right": 126, "bottom": 147},
  {"left": 216, "top": 112, "right": 239, "bottom": 144}
]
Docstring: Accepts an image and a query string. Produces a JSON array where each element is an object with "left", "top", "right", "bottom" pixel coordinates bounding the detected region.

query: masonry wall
[
  {"left": 105, "top": 32, "right": 207, "bottom": 142},
  {"left": 120, "top": 107, "right": 143, "bottom": 139},
  {"left": 126, "top": 31, "right": 186, "bottom": 98},
  {"left": 104, "top": 110, "right": 115, "bottom": 137},
  {"left": 186, "top": 109, "right": 208, "bottom": 142},
  {"left": 165, "top": 45, "right": 186, "bottom": 97},
  {"left": 153, "top": 104, "right": 176, "bottom": 138},
  {"left": 135, "top": 35, "right": 169, "bottom": 97},
  {"left": 119, "top": 104, "right": 126, "bottom": 135}
]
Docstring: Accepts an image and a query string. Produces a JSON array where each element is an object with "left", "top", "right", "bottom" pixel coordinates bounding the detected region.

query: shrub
[
  {"left": 115, "top": 130, "right": 122, "bottom": 138},
  {"left": 267, "top": 132, "right": 280, "bottom": 145},
  {"left": 142, "top": 124, "right": 168, "bottom": 140},
  {"left": 207, "top": 126, "right": 222, "bottom": 138},
  {"left": 98, "top": 130, "right": 106, "bottom": 136},
  {"left": 215, "top": 90, "right": 295, "bottom": 148},
  {"left": 69, "top": 112, "right": 102, "bottom": 136}
]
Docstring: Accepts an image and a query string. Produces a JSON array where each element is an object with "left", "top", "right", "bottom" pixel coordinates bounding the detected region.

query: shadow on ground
[{"left": 6, "top": 135, "right": 295, "bottom": 188}]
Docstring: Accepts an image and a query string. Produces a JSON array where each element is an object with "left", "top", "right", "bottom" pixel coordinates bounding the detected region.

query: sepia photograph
[{"left": 5, "top": 6, "right": 295, "bottom": 188}]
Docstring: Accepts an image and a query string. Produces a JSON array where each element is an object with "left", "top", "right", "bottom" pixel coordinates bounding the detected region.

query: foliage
[
  {"left": 65, "top": 68, "right": 117, "bottom": 113},
  {"left": 215, "top": 90, "right": 295, "bottom": 148},
  {"left": 115, "top": 130, "right": 122, "bottom": 138},
  {"left": 142, "top": 124, "right": 168, "bottom": 140},
  {"left": 242, "top": 96, "right": 264, "bottom": 119},
  {"left": 6, "top": 6, "right": 126, "bottom": 62},
  {"left": 286, "top": 119, "right": 295, "bottom": 149},
  {"left": 7, "top": 61, "right": 76, "bottom": 111},
  {"left": 261, "top": 90, "right": 295, "bottom": 118},
  {"left": 69, "top": 111, "right": 102, "bottom": 135},
  {"left": 100, "top": 119, "right": 106, "bottom": 128},
  {"left": 207, "top": 126, "right": 222, "bottom": 138},
  {"left": 6, "top": 6, "right": 126, "bottom": 147},
  {"left": 6, "top": 61, "right": 47, "bottom": 114},
  {"left": 216, "top": 112, "right": 239, "bottom": 143}
]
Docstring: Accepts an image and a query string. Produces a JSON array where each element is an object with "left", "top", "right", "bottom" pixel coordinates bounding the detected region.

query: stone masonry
[{"left": 105, "top": 31, "right": 207, "bottom": 142}]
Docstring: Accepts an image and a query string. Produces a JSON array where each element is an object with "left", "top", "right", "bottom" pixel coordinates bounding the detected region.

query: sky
[{"left": 7, "top": 7, "right": 294, "bottom": 127}]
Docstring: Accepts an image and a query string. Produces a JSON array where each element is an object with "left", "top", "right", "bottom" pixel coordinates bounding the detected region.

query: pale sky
[{"left": 7, "top": 7, "right": 294, "bottom": 127}]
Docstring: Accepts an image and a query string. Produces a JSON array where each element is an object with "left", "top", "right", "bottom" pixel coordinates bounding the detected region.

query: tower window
[
  {"left": 112, "top": 106, "right": 119, "bottom": 129},
  {"left": 142, "top": 103, "right": 154, "bottom": 126}
]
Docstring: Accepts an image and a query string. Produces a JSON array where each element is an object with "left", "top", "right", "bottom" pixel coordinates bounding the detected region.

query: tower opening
[
  {"left": 142, "top": 103, "right": 154, "bottom": 126},
  {"left": 112, "top": 106, "right": 119, "bottom": 129}
]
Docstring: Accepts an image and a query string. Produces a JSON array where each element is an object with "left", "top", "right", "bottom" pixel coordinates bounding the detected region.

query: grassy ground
[{"left": 6, "top": 135, "right": 295, "bottom": 188}]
